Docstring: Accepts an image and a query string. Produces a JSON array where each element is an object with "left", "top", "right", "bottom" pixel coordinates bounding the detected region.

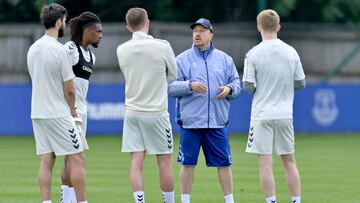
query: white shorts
[
  {"left": 76, "top": 113, "right": 89, "bottom": 150},
  {"left": 122, "top": 110, "right": 173, "bottom": 154},
  {"left": 245, "top": 119, "right": 294, "bottom": 155},
  {"left": 32, "top": 116, "right": 84, "bottom": 156}
]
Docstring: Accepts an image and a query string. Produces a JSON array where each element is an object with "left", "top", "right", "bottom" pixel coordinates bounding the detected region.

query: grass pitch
[{"left": 0, "top": 134, "right": 359, "bottom": 203}]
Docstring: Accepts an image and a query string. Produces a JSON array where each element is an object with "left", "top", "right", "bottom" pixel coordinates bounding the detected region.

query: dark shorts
[{"left": 177, "top": 127, "right": 232, "bottom": 167}]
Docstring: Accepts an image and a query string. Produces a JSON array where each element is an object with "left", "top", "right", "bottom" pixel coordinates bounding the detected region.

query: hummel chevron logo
[
  {"left": 168, "top": 140, "right": 172, "bottom": 144},
  {"left": 248, "top": 143, "right": 252, "bottom": 148},
  {"left": 250, "top": 126, "right": 254, "bottom": 131},
  {"left": 73, "top": 144, "right": 79, "bottom": 149},
  {"left": 292, "top": 201, "right": 296, "bottom": 203},
  {"left": 249, "top": 132, "right": 253, "bottom": 137},
  {"left": 249, "top": 138, "right": 254, "bottom": 143},
  {"left": 68, "top": 128, "right": 75, "bottom": 133},
  {"left": 165, "top": 128, "right": 170, "bottom": 133},
  {"left": 72, "top": 139, "right": 78, "bottom": 144},
  {"left": 168, "top": 144, "right": 172, "bottom": 149},
  {"left": 271, "top": 201, "right": 276, "bottom": 203},
  {"left": 137, "top": 194, "right": 144, "bottom": 202}
]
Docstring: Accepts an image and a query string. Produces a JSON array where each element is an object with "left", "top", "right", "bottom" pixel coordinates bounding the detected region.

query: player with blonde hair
[{"left": 243, "top": 9, "right": 305, "bottom": 203}]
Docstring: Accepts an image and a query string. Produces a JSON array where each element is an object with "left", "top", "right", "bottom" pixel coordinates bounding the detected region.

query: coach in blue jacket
[{"left": 168, "top": 18, "right": 241, "bottom": 203}]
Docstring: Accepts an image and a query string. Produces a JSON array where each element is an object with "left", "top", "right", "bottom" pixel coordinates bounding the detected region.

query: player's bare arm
[{"left": 64, "top": 79, "right": 77, "bottom": 116}]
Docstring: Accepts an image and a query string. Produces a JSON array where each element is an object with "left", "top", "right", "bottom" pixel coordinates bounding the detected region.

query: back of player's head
[
  {"left": 257, "top": 9, "right": 280, "bottom": 33},
  {"left": 40, "top": 3, "right": 67, "bottom": 29},
  {"left": 69, "top": 11, "right": 101, "bottom": 45},
  {"left": 125, "top": 7, "right": 148, "bottom": 31}
]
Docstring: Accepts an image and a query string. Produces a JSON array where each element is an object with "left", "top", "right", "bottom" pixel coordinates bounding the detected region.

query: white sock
[
  {"left": 133, "top": 191, "right": 145, "bottom": 203},
  {"left": 61, "top": 185, "right": 70, "bottom": 203},
  {"left": 78, "top": 201, "right": 88, "bottom": 203},
  {"left": 42, "top": 201, "right": 52, "bottom": 203},
  {"left": 224, "top": 193, "right": 234, "bottom": 203},
  {"left": 181, "top": 194, "right": 190, "bottom": 203},
  {"left": 265, "top": 196, "right": 276, "bottom": 203},
  {"left": 162, "top": 191, "right": 174, "bottom": 203},
  {"left": 292, "top": 196, "right": 301, "bottom": 203},
  {"left": 69, "top": 187, "right": 77, "bottom": 203}
]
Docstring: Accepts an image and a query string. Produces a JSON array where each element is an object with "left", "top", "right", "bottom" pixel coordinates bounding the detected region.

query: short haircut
[
  {"left": 40, "top": 3, "right": 67, "bottom": 29},
  {"left": 257, "top": 9, "right": 280, "bottom": 33},
  {"left": 125, "top": 7, "right": 148, "bottom": 31},
  {"left": 69, "top": 11, "right": 101, "bottom": 45}
]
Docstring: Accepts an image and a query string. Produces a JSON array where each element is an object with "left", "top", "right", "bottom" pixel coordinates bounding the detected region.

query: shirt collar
[
  {"left": 132, "top": 31, "right": 154, "bottom": 39},
  {"left": 192, "top": 42, "right": 215, "bottom": 58}
]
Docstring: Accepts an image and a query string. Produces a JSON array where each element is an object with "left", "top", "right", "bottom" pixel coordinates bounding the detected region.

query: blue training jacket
[{"left": 168, "top": 43, "right": 241, "bottom": 129}]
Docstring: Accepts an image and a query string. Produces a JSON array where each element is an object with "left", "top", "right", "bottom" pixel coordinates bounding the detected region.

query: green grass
[{"left": 0, "top": 134, "right": 359, "bottom": 203}]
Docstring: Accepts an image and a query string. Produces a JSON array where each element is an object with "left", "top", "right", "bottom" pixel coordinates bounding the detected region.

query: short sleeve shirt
[
  {"left": 243, "top": 39, "right": 305, "bottom": 120},
  {"left": 27, "top": 35, "right": 75, "bottom": 119}
]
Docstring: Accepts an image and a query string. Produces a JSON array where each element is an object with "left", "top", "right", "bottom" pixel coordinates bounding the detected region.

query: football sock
[
  {"left": 291, "top": 196, "right": 301, "bottom": 203},
  {"left": 61, "top": 185, "right": 70, "bottom": 203},
  {"left": 42, "top": 201, "right": 51, "bottom": 203},
  {"left": 162, "top": 191, "right": 174, "bottom": 203},
  {"left": 181, "top": 194, "right": 190, "bottom": 203},
  {"left": 224, "top": 193, "right": 234, "bottom": 203},
  {"left": 69, "top": 187, "right": 77, "bottom": 203},
  {"left": 133, "top": 191, "right": 145, "bottom": 203},
  {"left": 265, "top": 196, "right": 276, "bottom": 203}
]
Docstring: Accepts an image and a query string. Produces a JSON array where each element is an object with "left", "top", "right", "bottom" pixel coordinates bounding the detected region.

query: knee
[{"left": 69, "top": 153, "right": 86, "bottom": 167}]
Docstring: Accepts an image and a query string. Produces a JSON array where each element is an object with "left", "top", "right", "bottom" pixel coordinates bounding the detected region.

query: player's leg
[
  {"left": 130, "top": 151, "right": 146, "bottom": 203},
  {"left": 246, "top": 120, "right": 276, "bottom": 202},
  {"left": 258, "top": 154, "right": 276, "bottom": 202},
  {"left": 156, "top": 154, "right": 174, "bottom": 203},
  {"left": 121, "top": 110, "right": 148, "bottom": 203},
  {"left": 44, "top": 117, "right": 86, "bottom": 202},
  {"left": 217, "top": 167, "right": 234, "bottom": 203},
  {"left": 63, "top": 113, "right": 88, "bottom": 203},
  {"left": 177, "top": 128, "right": 201, "bottom": 203},
  {"left": 141, "top": 111, "right": 174, "bottom": 203},
  {"left": 39, "top": 153, "right": 56, "bottom": 201},
  {"left": 274, "top": 119, "right": 301, "bottom": 202},
  {"left": 180, "top": 166, "right": 194, "bottom": 203},
  {"left": 60, "top": 158, "right": 71, "bottom": 203},
  {"left": 281, "top": 154, "right": 301, "bottom": 202},
  {"left": 32, "top": 119, "right": 57, "bottom": 202},
  {"left": 66, "top": 152, "right": 86, "bottom": 202},
  {"left": 202, "top": 128, "right": 234, "bottom": 203}
]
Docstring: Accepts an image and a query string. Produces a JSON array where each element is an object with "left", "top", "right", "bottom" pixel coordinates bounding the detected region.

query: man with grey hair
[
  {"left": 168, "top": 18, "right": 241, "bottom": 203},
  {"left": 243, "top": 9, "right": 305, "bottom": 203},
  {"left": 116, "top": 7, "right": 177, "bottom": 203}
]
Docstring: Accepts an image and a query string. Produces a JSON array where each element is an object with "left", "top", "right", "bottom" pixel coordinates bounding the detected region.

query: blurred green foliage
[{"left": 1, "top": 0, "right": 360, "bottom": 23}]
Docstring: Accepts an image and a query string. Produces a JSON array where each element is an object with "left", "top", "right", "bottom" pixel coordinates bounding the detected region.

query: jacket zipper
[{"left": 202, "top": 52, "right": 210, "bottom": 128}]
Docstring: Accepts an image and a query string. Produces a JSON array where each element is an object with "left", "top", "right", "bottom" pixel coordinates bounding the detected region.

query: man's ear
[
  {"left": 257, "top": 23, "right": 261, "bottom": 33},
  {"left": 55, "top": 18, "right": 62, "bottom": 28},
  {"left": 127, "top": 24, "right": 133, "bottom": 32}
]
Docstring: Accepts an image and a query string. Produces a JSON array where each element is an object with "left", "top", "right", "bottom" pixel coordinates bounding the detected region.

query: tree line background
[{"left": 1, "top": 0, "right": 360, "bottom": 23}]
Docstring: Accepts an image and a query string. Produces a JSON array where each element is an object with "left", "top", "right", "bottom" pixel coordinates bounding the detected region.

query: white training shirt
[
  {"left": 116, "top": 31, "right": 177, "bottom": 112},
  {"left": 64, "top": 41, "right": 96, "bottom": 115},
  {"left": 27, "top": 35, "right": 75, "bottom": 119},
  {"left": 243, "top": 39, "right": 305, "bottom": 120}
]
